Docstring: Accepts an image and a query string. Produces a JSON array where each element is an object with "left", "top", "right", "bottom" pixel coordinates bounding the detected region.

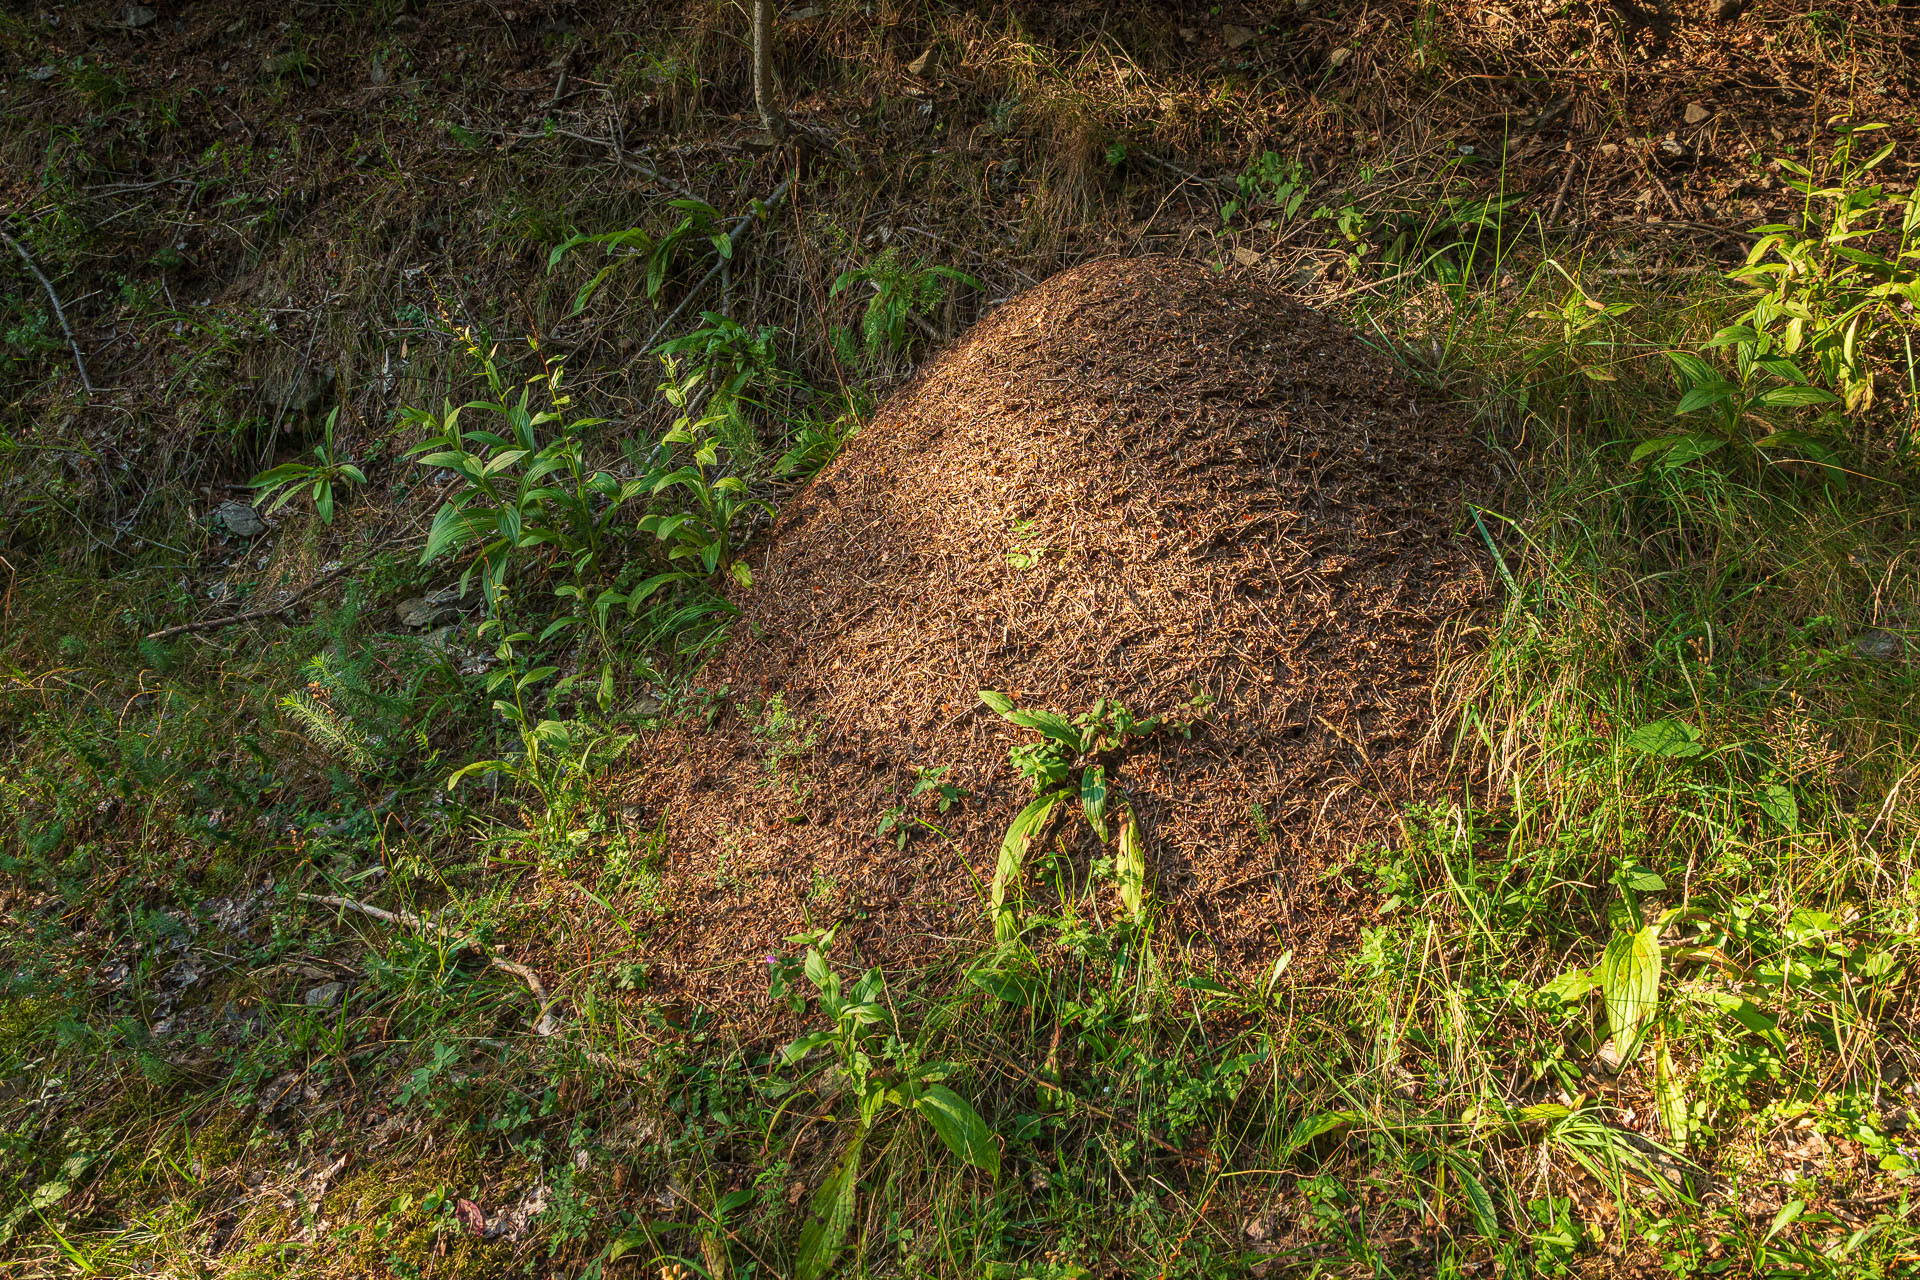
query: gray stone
[
  {"left": 122, "top": 5, "right": 157, "bottom": 28},
  {"left": 1685, "top": 102, "right": 1711, "bottom": 125},
  {"left": 304, "top": 981, "right": 344, "bottom": 1008},
  {"left": 25, "top": 66, "right": 55, "bottom": 81},
  {"left": 213, "top": 500, "right": 267, "bottom": 538},
  {"left": 1855, "top": 629, "right": 1905, "bottom": 662},
  {"left": 262, "top": 364, "right": 335, "bottom": 420}
]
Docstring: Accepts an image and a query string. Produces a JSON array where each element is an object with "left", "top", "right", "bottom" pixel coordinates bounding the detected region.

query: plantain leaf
[
  {"left": 1599, "top": 925, "right": 1662, "bottom": 1065},
  {"left": 993, "top": 791, "right": 1062, "bottom": 939},
  {"left": 1442, "top": 1152, "right": 1499, "bottom": 1237},
  {"left": 1653, "top": 1034, "right": 1690, "bottom": 1150},
  {"left": 1116, "top": 805, "right": 1148, "bottom": 922},
  {"left": 1623, "top": 718, "right": 1703, "bottom": 758},
  {"left": 795, "top": 1132, "right": 864, "bottom": 1280},
  {"left": 1081, "top": 765, "right": 1108, "bottom": 841}
]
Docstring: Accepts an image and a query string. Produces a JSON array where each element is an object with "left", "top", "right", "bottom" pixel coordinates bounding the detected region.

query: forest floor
[{"left": 4, "top": 2, "right": 1920, "bottom": 1277}]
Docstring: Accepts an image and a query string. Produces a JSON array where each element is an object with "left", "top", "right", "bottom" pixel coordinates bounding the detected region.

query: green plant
[
  {"left": 874, "top": 766, "right": 964, "bottom": 849},
  {"left": 403, "top": 335, "right": 643, "bottom": 605},
  {"left": 774, "top": 925, "right": 999, "bottom": 1280},
  {"left": 978, "top": 692, "right": 1180, "bottom": 941},
  {"left": 547, "top": 198, "right": 730, "bottom": 315},
  {"left": 445, "top": 608, "right": 633, "bottom": 835},
  {"left": 1651, "top": 331, "right": 1842, "bottom": 475},
  {"left": 1221, "top": 150, "right": 1308, "bottom": 225},
  {"left": 830, "top": 248, "right": 981, "bottom": 360},
  {"left": 653, "top": 311, "right": 793, "bottom": 454},
  {"left": 629, "top": 357, "right": 775, "bottom": 592},
  {"left": 1728, "top": 121, "right": 1920, "bottom": 415},
  {"left": 248, "top": 406, "right": 366, "bottom": 524}
]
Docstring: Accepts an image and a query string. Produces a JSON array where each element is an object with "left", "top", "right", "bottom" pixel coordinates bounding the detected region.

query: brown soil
[{"left": 614, "top": 256, "right": 1491, "bottom": 1024}]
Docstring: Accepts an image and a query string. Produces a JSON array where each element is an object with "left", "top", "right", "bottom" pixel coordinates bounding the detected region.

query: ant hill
[{"left": 620, "top": 256, "right": 1491, "bottom": 1026}]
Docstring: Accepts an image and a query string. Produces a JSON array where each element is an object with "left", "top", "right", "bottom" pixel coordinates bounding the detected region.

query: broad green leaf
[
  {"left": 1443, "top": 1152, "right": 1499, "bottom": 1236},
  {"left": 978, "top": 690, "right": 1018, "bottom": 719},
  {"left": 992, "top": 791, "right": 1062, "bottom": 914},
  {"left": 915, "top": 1085, "right": 1000, "bottom": 1175},
  {"left": 1005, "top": 707, "right": 1082, "bottom": 750},
  {"left": 1765, "top": 1199, "right": 1806, "bottom": 1244},
  {"left": 1623, "top": 718, "right": 1703, "bottom": 758},
  {"left": 1704, "top": 324, "right": 1759, "bottom": 348},
  {"left": 422, "top": 506, "right": 496, "bottom": 563},
  {"left": 1080, "top": 764, "right": 1108, "bottom": 841},
  {"left": 1599, "top": 925, "right": 1662, "bottom": 1065},
  {"left": 1664, "top": 350, "right": 1720, "bottom": 386},
  {"left": 1620, "top": 866, "right": 1666, "bottom": 893},
  {"left": 1538, "top": 966, "right": 1594, "bottom": 1004},
  {"left": 795, "top": 1133, "right": 864, "bottom": 1280},
  {"left": 1674, "top": 382, "right": 1736, "bottom": 415},
  {"left": 969, "top": 968, "right": 1041, "bottom": 1006},
  {"left": 248, "top": 462, "right": 312, "bottom": 487},
  {"left": 1714, "top": 995, "right": 1787, "bottom": 1053},
  {"left": 1756, "top": 384, "right": 1840, "bottom": 407},
  {"left": 1281, "top": 1110, "right": 1359, "bottom": 1160},
  {"left": 1755, "top": 783, "right": 1799, "bottom": 830},
  {"left": 1116, "top": 807, "right": 1147, "bottom": 921},
  {"left": 781, "top": 1029, "right": 834, "bottom": 1065}
]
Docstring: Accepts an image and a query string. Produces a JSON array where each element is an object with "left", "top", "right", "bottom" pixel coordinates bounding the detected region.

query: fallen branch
[
  {"left": 299, "top": 892, "right": 561, "bottom": 1036},
  {"left": 146, "top": 539, "right": 404, "bottom": 640},
  {"left": 1, "top": 225, "right": 95, "bottom": 394}
]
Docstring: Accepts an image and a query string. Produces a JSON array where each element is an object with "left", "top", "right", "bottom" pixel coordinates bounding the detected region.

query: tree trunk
[{"left": 752, "top": 0, "right": 787, "bottom": 140}]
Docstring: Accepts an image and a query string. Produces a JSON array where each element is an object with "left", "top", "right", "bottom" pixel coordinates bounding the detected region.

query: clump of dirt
[{"left": 617, "top": 256, "right": 1490, "bottom": 1023}]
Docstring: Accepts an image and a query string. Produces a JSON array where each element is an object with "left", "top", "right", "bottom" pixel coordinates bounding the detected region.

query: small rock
[
  {"left": 1685, "top": 102, "right": 1711, "bottom": 125},
  {"left": 905, "top": 47, "right": 934, "bottom": 77},
  {"left": 304, "top": 981, "right": 344, "bottom": 1008},
  {"left": 396, "top": 585, "right": 463, "bottom": 629},
  {"left": 1600, "top": 142, "right": 1619, "bottom": 156},
  {"left": 1660, "top": 138, "right": 1686, "bottom": 157},
  {"left": 368, "top": 54, "right": 390, "bottom": 87},
  {"left": 1328, "top": 46, "right": 1352, "bottom": 68},
  {"left": 213, "top": 501, "right": 267, "bottom": 538},
  {"left": 1224, "top": 24, "right": 1258, "bottom": 49},
  {"left": 1231, "top": 245, "right": 1263, "bottom": 267},
  {"left": 122, "top": 5, "right": 157, "bottom": 28},
  {"left": 1245, "top": 1214, "right": 1273, "bottom": 1241},
  {"left": 26, "top": 66, "right": 55, "bottom": 81},
  {"left": 1855, "top": 630, "right": 1905, "bottom": 662}
]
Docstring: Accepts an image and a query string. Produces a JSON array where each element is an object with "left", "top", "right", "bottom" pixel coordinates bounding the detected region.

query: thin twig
[
  {"left": 1546, "top": 149, "right": 1578, "bottom": 227},
  {"left": 145, "top": 539, "right": 403, "bottom": 639},
  {"left": 299, "top": 892, "right": 561, "bottom": 1036},
  {"left": 1, "top": 225, "right": 94, "bottom": 394}
]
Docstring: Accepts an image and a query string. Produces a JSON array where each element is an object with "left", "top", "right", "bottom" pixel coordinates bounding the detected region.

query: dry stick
[
  {"left": 299, "top": 892, "right": 561, "bottom": 1036},
  {"left": 1545, "top": 148, "right": 1579, "bottom": 227},
  {"left": 144, "top": 539, "right": 404, "bottom": 639},
  {"left": 1, "top": 225, "right": 94, "bottom": 394},
  {"left": 1636, "top": 142, "right": 1685, "bottom": 220}
]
